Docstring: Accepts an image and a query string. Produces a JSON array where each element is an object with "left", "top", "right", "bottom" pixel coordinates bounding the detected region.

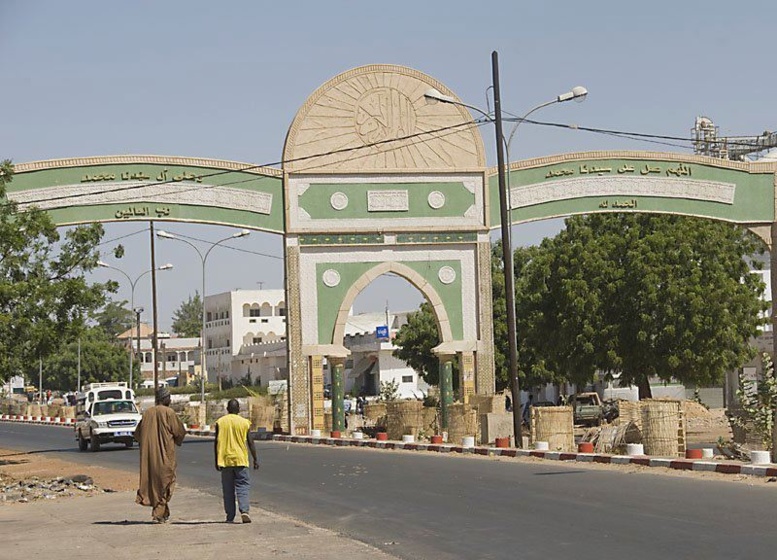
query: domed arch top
[{"left": 283, "top": 64, "right": 486, "bottom": 173}]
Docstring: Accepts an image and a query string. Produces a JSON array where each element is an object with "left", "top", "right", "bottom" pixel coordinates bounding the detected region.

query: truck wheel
[
  {"left": 90, "top": 435, "right": 101, "bottom": 452},
  {"left": 78, "top": 432, "right": 88, "bottom": 452},
  {"left": 125, "top": 440, "right": 133, "bottom": 449}
]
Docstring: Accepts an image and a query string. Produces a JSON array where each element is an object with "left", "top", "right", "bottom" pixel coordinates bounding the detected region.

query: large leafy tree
[
  {"left": 171, "top": 291, "right": 203, "bottom": 337},
  {"left": 515, "top": 214, "right": 768, "bottom": 398},
  {"left": 392, "top": 302, "right": 442, "bottom": 385},
  {"left": 43, "top": 326, "right": 131, "bottom": 390},
  {"left": 0, "top": 160, "right": 111, "bottom": 382},
  {"left": 94, "top": 299, "right": 134, "bottom": 338}
]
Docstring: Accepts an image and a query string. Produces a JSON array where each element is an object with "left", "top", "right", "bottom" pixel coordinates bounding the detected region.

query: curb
[
  {"left": 270, "top": 434, "right": 777, "bottom": 478},
  {"left": 4, "top": 416, "right": 775, "bottom": 478}
]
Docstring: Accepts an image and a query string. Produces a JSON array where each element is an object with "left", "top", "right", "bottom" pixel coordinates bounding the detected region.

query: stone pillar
[
  {"left": 476, "top": 239, "right": 496, "bottom": 395},
  {"left": 770, "top": 222, "right": 777, "bottom": 461},
  {"left": 310, "top": 355, "right": 325, "bottom": 431},
  {"left": 459, "top": 351, "right": 475, "bottom": 404},
  {"left": 439, "top": 354, "right": 454, "bottom": 429},
  {"left": 286, "top": 242, "right": 311, "bottom": 434},
  {"left": 330, "top": 357, "right": 346, "bottom": 432}
]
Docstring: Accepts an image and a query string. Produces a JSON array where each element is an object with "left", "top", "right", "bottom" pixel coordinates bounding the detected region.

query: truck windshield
[{"left": 92, "top": 400, "right": 137, "bottom": 415}]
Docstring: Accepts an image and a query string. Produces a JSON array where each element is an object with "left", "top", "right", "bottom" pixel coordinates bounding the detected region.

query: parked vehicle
[
  {"left": 569, "top": 392, "right": 604, "bottom": 426},
  {"left": 74, "top": 382, "right": 141, "bottom": 452}
]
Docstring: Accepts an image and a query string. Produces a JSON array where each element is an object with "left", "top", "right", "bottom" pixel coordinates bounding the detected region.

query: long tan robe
[{"left": 134, "top": 405, "right": 186, "bottom": 519}]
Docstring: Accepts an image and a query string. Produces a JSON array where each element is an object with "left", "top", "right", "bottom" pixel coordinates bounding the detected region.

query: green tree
[
  {"left": 0, "top": 160, "right": 111, "bottom": 379},
  {"left": 43, "top": 326, "right": 131, "bottom": 390},
  {"left": 171, "top": 291, "right": 202, "bottom": 337},
  {"left": 94, "top": 299, "right": 134, "bottom": 338},
  {"left": 515, "top": 214, "right": 768, "bottom": 398},
  {"left": 393, "top": 302, "right": 442, "bottom": 385}
]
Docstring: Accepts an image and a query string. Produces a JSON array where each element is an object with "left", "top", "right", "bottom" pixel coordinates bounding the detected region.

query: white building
[
  {"left": 136, "top": 336, "right": 200, "bottom": 385},
  {"left": 117, "top": 324, "right": 199, "bottom": 386},
  {"left": 203, "top": 289, "right": 287, "bottom": 383}
]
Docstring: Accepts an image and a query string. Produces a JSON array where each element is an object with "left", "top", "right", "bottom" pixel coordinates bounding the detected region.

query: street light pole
[
  {"left": 156, "top": 229, "right": 250, "bottom": 410},
  {"left": 134, "top": 306, "right": 143, "bottom": 387},
  {"left": 97, "top": 261, "right": 173, "bottom": 390},
  {"left": 425, "top": 50, "right": 587, "bottom": 447}
]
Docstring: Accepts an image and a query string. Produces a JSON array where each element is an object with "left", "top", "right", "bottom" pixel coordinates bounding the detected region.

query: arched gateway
[{"left": 6, "top": 65, "right": 777, "bottom": 434}]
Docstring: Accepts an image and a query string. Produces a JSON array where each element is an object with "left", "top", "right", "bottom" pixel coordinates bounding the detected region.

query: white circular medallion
[
  {"left": 322, "top": 269, "right": 341, "bottom": 287},
  {"left": 330, "top": 192, "right": 349, "bottom": 210},
  {"left": 428, "top": 191, "right": 446, "bottom": 209},
  {"left": 438, "top": 266, "right": 456, "bottom": 285}
]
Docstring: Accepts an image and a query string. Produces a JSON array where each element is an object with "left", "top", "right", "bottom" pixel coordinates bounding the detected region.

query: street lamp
[
  {"left": 97, "top": 261, "right": 174, "bottom": 390},
  {"left": 424, "top": 51, "right": 587, "bottom": 445},
  {"left": 156, "top": 229, "right": 251, "bottom": 410}
]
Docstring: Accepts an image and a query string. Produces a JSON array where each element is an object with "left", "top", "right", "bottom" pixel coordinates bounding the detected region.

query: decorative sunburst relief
[{"left": 283, "top": 65, "right": 486, "bottom": 173}]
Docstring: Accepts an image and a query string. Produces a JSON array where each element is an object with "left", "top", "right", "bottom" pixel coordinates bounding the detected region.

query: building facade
[{"left": 204, "top": 289, "right": 287, "bottom": 383}]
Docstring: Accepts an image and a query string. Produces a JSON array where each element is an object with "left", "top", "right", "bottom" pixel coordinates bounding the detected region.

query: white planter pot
[
  {"left": 751, "top": 450, "right": 771, "bottom": 465},
  {"left": 402, "top": 434, "right": 415, "bottom": 443},
  {"left": 626, "top": 443, "right": 644, "bottom": 456},
  {"left": 462, "top": 436, "right": 475, "bottom": 447},
  {"left": 310, "top": 429, "right": 321, "bottom": 438},
  {"left": 534, "top": 441, "right": 549, "bottom": 451}
]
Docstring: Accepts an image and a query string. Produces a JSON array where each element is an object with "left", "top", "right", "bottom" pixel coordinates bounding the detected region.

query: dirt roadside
[{"left": 0, "top": 446, "right": 136, "bottom": 498}]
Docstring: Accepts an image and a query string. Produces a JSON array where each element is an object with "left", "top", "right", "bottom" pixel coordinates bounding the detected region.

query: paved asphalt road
[{"left": 2, "top": 423, "right": 775, "bottom": 560}]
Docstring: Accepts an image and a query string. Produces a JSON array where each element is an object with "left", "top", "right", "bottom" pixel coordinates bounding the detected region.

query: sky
[{"left": 2, "top": 0, "right": 776, "bottom": 330}]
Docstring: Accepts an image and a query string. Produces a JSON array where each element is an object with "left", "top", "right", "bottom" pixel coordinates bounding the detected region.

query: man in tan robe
[{"left": 134, "top": 386, "right": 186, "bottom": 523}]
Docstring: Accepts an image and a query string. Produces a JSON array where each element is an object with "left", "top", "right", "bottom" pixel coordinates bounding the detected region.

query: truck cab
[
  {"left": 74, "top": 382, "right": 142, "bottom": 452},
  {"left": 570, "top": 392, "right": 604, "bottom": 427}
]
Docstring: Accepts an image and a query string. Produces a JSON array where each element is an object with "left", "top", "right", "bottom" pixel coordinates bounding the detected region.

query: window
[
  {"left": 206, "top": 312, "right": 212, "bottom": 322},
  {"left": 249, "top": 308, "right": 261, "bottom": 317},
  {"left": 261, "top": 318, "right": 269, "bottom": 323},
  {"left": 253, "top": 337, "right": 262, "bottom": 344},
  {"left": 166, "top": 354, "right": 177, "bottom": 363},
  {"left": 249, "top": 319, "right": 256, "bottom": 323},
  {"left": 402, "top": 375, "right": 413, "bottom": 383}
]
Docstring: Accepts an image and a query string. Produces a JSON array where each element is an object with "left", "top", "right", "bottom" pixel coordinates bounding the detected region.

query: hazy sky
[{"left": 2, "top": 1, "right": 775, "bottom": 330}]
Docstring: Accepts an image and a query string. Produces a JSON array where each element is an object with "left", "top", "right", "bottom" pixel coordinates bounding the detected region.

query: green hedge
[{"left": 190, "top": 385, "right": 268, "bottom": 401}]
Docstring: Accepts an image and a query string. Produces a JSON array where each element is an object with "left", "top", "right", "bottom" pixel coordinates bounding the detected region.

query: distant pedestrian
[
  {"left": 505, "top": 394, "right": 512, "bottom": 412},
  {"left": 134, "top": 386, "right": 186, "bottom": 523},
  {"left": 214, "top": 399, "right": 258, "bottom": 524},
  {"left": 522, "top": 394, "right": 534, "bottom": 425}
]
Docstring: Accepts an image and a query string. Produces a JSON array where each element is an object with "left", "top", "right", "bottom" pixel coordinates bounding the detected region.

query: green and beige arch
[
  {"left": 6, "top": 63, "right": 777, "bottom": 436},
  {"left": 282, "top": 64, "right": 494, "bottom": 434}
]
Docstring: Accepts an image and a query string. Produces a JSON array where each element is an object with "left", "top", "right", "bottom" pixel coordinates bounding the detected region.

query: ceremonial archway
[{"left": 6, "top": 64, "right": 777, "bottom": 435}]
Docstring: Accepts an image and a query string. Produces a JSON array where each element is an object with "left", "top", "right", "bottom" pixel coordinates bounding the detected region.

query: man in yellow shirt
[{"left": 214, "top": 399, "right": 259, "bottom": 523}]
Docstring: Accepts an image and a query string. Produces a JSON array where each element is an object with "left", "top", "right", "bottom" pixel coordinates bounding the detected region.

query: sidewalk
[{"left": 0, "top": 486, "right": 397, "bottom": 560}]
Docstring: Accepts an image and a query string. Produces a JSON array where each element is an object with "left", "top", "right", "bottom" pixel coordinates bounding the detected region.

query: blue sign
[{"left": 376, "top": 325, "right": 389, "bottom": 340}]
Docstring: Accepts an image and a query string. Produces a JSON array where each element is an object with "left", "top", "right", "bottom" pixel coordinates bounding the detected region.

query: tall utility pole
[
  {"left": 135, "top": 307, "right": 143, "bottom": 386},
  {"left": 77, "top": 338, "right": 81, "bottom": 393},
  {"left": 492, "top": 50, "right": 522, "bottom": 444},
  {"left": 150, "top": 222, "right": 160, "bottom": 401}
]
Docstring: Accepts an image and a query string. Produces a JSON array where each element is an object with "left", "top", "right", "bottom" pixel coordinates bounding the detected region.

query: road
[{"left": 2, "top": 422, "right": 775, "bottom": 560}]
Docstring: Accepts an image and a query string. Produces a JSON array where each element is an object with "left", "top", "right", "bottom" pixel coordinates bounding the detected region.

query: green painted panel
[
  {"left": 299, "top": 182, "right": 474, "bottom": 220},
  {"left": 487, "top": 158, "right": 775, "bottom": 227},
  {"left": 10, "top": 163, "right": 284, "bottom": 233},
  {"left": 396, "top": 232, "right": 478, "bottom": 244},
  {"left": 299, "top": 234, "right": 384, "bottom": 245},
  {"left": 316, "top": 260, "right": 464, "bottom": 344}
]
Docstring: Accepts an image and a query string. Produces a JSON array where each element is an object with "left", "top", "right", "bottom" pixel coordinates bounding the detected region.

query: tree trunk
[{"left": 637, "top": 376, "right": 652, "bottom": 400}]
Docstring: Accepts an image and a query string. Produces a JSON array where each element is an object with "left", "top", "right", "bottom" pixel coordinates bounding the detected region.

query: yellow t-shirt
[{"left": 215, "top": 414, "right": 251, "bottom": 468}]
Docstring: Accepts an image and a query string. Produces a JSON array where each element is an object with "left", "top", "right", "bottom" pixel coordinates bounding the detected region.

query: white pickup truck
[{"left": 74, "top": 383, "right": 142, "bottom": 452}]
